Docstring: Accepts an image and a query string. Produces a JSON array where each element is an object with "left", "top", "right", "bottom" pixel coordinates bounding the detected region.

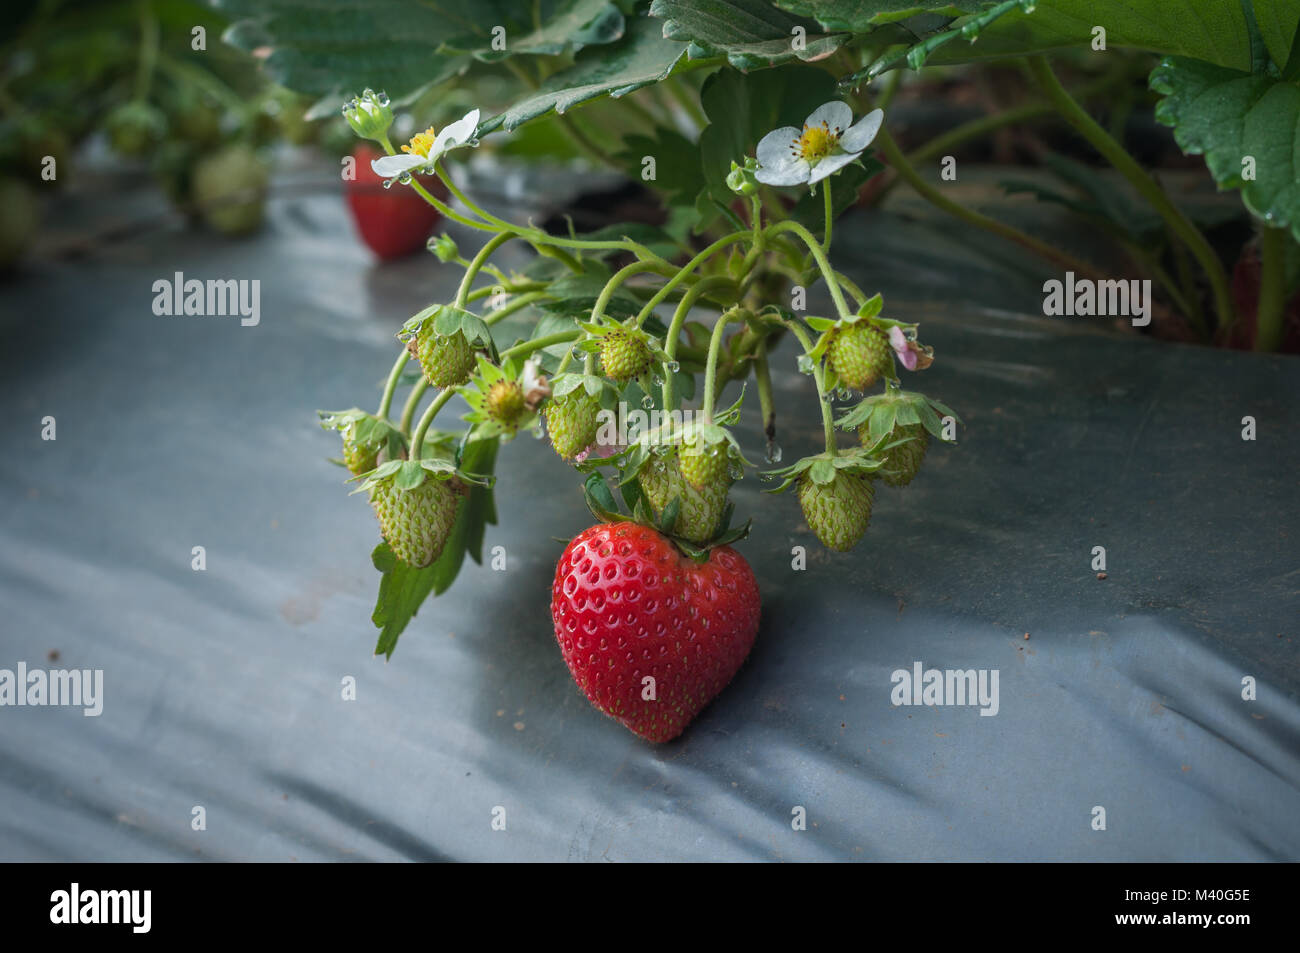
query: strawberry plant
[{"left": 194, "top": 0, "right": 1300, "bottom": 739}]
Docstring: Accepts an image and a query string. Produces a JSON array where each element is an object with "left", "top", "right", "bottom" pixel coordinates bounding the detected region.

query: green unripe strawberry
[
  {"left": 0, "top": 178, "right": 39, "bottom": 270},
  {"left": 863, "top": 422, "right": 929, "bottom": 487},
  {"left": 600, "top": 328, "right": 652, "bottom": 383},
  {"left": 192, "top": 144, "right": 268, "bottom": 236},
  {"left": 827, "top": 322, "right": 891, "bottom": 391},
  {"left": 797, "top": 471, "right": 874, "bottom": 552},
  {"left": 639, "top": 455, "right": 730, "bottom": 545},
  {"left": 545, "top": 390, "right": 600, "bottom": 459},
  {"left": 342, "top": 423, "right": 380, "bottom": 475},
  {"left": 485, "top": 378, "right": 526, "bottom": 431},
  {"left": 369, "top": 475, "right": 465, "bottom": 568},
  {"left": 105, "top": 102, "right": 167, "bottom": 157},
  {"left": 410, "top": 327, "right": 475, "bottom": 389},
  {"left": 678, "top": 438, "right": 728, "bottom": 490}
]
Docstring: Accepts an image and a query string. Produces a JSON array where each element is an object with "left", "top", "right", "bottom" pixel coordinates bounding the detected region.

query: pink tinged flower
[{"left": 890, "top": 326, "right": 917, "bottom": 371}]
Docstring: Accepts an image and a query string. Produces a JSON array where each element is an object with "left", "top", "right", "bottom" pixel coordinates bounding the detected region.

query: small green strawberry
[
  {"left": 342, "top": 422, "right": 380, "bottom": 475},
  {"left": 599, "top": 327, "right": 653, "bottom": 383},
  {"left": 105, "top": 101, "right": 167, "bottom": 157},
  {"left": 461, "top": 356, "right": 539, "bottom": 440},
  {"left": 639, "top": 453, "right": 730, "bottom": 545},
  {"left": 763, "top": 447, "right": 886, "bottom": 553},
  {"left": 678, "top": 436, "right": 729, "bottom": 490},
  {"left": 319, "top": 408, "right": 405, "bottom": 477},
  {"left": 797, "top": 471, "right": 875, "bottom": 552},
  {"left": 367, "top": 472, "right": 465, "bottom": 568},
  {"left": 545, "top": 390, "right": 600, "bottom": 459},
  {"left": 835, "top": 387, "right": 958, "bottom": 490},
  {"left": 410, "top": 327, "right": 474, "bottom": 388},
  {"left": 864, "top": 422, "right": 928, "bottom": 487},
  {"left": 192, "top": 144, "right": 268, "bottom": 236},
  {"left": 826, "top": 321, "right": 891, "bottom": 391}
]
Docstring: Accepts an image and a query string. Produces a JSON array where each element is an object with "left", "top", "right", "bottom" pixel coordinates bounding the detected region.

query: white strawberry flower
[
  {"left": 755, "top": 102, "right": 883, "bottom": 187},
  {"left": 371, "top": 108, "right": 480, "bottom": 178}
]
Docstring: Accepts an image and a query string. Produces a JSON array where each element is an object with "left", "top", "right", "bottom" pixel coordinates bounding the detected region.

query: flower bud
[
  {"left": 726, "top": 157, "right": 759, "bottom": 196},
  {"left": 342, "top": 88, "right": 394, "bottom": 144},
  {"left": 428, "top": 234, "right": 460, "bottom": 262}
]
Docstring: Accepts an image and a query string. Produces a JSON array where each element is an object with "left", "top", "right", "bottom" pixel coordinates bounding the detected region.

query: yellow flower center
[
  {"left": 402, "top": 125, "right": 438, "bottom": 159},
  {"left": 792, "top": 121, "right": 840, "bottom": 162}
]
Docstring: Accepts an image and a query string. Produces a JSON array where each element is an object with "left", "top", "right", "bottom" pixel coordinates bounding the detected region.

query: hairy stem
[
  {"left": 410, "top": 387, "right": 456, "bottom": 459},
  {"left": 456, "top": 233, "right": 514, "bottom": 309},
  {"left": 702, "top": 310, "right": 741, "bottom": 420},
  {"left": 764, "top": 220, "right": 853, "bottom": 319},
  {"left": 782, "top": 319, "right": 835, "bottom": 453},
  {"left": 662, "top": 276, "right": 735, "bottom": 411},
  {"left": 1255, "top": 226, "right": 1289, "bottom": 352},
  {"left": 377, "top": 349, "right": 409, "bottom": 420}
]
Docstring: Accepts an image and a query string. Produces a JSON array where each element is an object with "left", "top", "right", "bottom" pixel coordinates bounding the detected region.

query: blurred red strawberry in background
[{"left": 345, "top": 143, "right": 447, "bottom": 261}]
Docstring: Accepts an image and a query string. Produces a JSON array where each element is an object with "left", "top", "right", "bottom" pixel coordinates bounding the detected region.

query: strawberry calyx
[
  {"left": 579, "top": 469, "right": 751, "bottom": 562},
  {"left": 834, "top": 388, "right": 960, "bottom": 446},
  {"left": 761, "top": 445, "right": 887, "bottom": 495},
  {"left": 349, "top": 455, "right": 492, "bottom": 498},
  {"left": 399, "top": 303, "right": 497, "bottom": 357}
]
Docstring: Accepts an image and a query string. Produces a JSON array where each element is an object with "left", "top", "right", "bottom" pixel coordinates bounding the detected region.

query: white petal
[
  {"left": 756, "top": 126, "right": 801, "bottom": 169},
  {"left": 840, "top": 108, "right": 883, "bottom": 153},
  {"left": 371, "top": 153, "right": 424, "bottom": 177},
  {"left": 434, "top": 108, "right": 481, "bottom": 154},
  {"left": 807, "top": 150, "right": 861, "bottom": 185},
  {"left": 803, "top": 101, "right": 853, "bottom": 135},
  {"left": 756, "top": 157, "right": 811, "bottom": 187}
]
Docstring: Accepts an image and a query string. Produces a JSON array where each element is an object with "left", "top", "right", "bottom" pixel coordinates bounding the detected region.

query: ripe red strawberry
[
  {"left": 827, "top": 321, "right": 891, "bottom": 391},
  {"left": 551, "top": 522, "right": 761, "bottom": 743},
  {"left": 345, "top": 143, "right": 445, "bottom": 260}
]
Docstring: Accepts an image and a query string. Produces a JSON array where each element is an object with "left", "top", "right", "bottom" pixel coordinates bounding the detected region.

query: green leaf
[
  {"left": 649, "top": 0, "right": 850, "bottom": 70},
  {"left": 574, "top": 222, "right": 685, "bottom": 258},
  {"left": 1151, "top": 56, "right": 1300, "bottom": 239},
  {"left": 774, "top": 0, "right": 984, "bottom": 31},
  {"left": 920, "top": 0, "right": 1255, "bottom": 73},
  {"left": 480, "top": 16, "right": 694, "bottom": 134},
  {"left": 218, "top": 0, "right": 628, "bottom": 101},
  {"left": 615, "top": 129, "right": 708, "bottom": 207},
  {"left": 1253, "top": 0, "right": 1300, "bottom": 70},
  {"left": 454, "top": 1, "right": 625, "bottom": 60},
  {"left": 699, "top": 65, "right": 839, "bottom": 207}
]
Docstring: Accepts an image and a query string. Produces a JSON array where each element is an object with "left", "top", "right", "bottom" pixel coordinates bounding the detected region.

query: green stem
[
  {"left": 702, "top": 310, "right": 741, "bottom": 420},
  {"left": 408, "top": 177, "right": 498, "bottom": 232},
  {"left": 498, "top": 329, "right": 581, "bottom": 363},
  {"left": 875, "top": 126, "right": 1106, "bottom": 282},
  {"left": 484, "top": 290, "right": 550, "bottom": 325},
  {"left": 432, "top": 159, "right": 670, "bottom": 263},
  {"left": 754, "top": 338, "right": 776, "bottom": 455},
  {"left": 662, "top": 276, "right": 735, "bottom": 411},
  {"left": 831, "top": 270, "right": 868, "bottom": 307},
  {"left": 593, "top": 261, "right": 666, "bottom": 326},
  {"left": 377, "top": 349, "right": 409, "bottom": 420},
  {"left": 632, "top": 232, "right": 751, "bottom": 328},
  {"left": 455, "top": 233, "right": 514, "bottom": 308},
  {"left": 1024, "top": 55, "right": 1235, "bottom": 331},
  {"left": 410, "top": 387, "right": 456, "bottom": 459},
  {"left": 557, "top": 112, "right": 619, "bottom": 168},
  {"left": 764, "top": 220, "right": 853, "bottom": 318},
  {"left": 1255, "top": 226, "right": 1288, "bottom": 352},
  {"left": 399, "top": 379, "right": 429, "bottom": 435},
  {"left": 822, "top": 179, "right": 833, "bottom": 251},
  {"left": 782, "top": 319, "right": 836, "bottom": 453},
  {"left": 133, "top": 0, "right": 158, "bottom": 102}
]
